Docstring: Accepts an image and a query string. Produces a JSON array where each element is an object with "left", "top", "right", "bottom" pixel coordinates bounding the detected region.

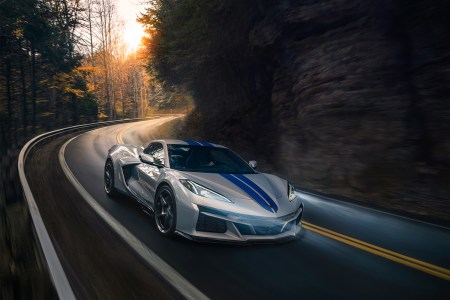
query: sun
[{"left": 123, "top": 22, "right": 145, "bottom": 53}]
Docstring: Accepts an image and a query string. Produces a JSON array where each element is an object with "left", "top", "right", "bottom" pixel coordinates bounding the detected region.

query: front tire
[
  {"left": 104, "top": 159, "right": 119, "bottom": 198},
  {"left": 154, "top": 185, "right": 177, "bottom": 236}
]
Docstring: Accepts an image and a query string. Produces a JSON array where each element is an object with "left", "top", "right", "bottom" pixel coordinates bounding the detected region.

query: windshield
[{"left": 168, "top": 144, "right": 256, "bottom": 174}]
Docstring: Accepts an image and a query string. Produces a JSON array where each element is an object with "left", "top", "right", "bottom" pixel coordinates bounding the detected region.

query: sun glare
[{"left": 123, "top": 23, "right": 145, "bottom": 53}]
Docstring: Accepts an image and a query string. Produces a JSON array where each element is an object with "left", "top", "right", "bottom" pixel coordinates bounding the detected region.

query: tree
[{"left": 0, "top": 0, "right": 98, "bottom": 148}]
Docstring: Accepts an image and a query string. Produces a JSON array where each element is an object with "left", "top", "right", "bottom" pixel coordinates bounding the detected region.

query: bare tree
[{"left": 77, "top": 0, "right": 150, "bottom": 119}]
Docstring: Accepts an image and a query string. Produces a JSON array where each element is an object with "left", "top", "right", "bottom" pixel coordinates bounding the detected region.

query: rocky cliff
[{"left": 159, "top": 0, "right": 450, "bottom": 222}]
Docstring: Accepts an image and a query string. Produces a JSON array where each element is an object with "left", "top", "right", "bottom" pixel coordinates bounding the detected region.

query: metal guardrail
[{"left": 17, "top": 118, "right": 157, "bottom": 299}]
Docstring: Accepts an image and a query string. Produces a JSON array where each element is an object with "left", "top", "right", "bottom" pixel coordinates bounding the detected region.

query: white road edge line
[
  {"left": 19, "top": 133, "right": 76, "bottom": 300},
  {"left": 17, "top": 117, "right": 179, "bottom": 299},
  {"left": 59, "top": 134, "right": 209, "bottom": 300}
]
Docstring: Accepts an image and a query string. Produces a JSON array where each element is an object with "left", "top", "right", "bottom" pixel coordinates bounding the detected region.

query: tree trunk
[
  {"left": 72, "top": 93, "right": 78, "bottom": 125},
  {"left": 111, "top": 65, "right": 116, "bottom": 120},
  {"left": 19, "top": 41, "right": 28, "bottom": 136},
  {"left": 0, "top": 116, "right": 7, "bottom": 153},
  {"left": 49, "top": 87, "right": 57, "bottom": 129},
  {"left": 31, "top": 44, "right": 37, "bottom": 134},
  {"left": 4, "top": 53, "right": 12, "bottom": 144},
  {"left": 119, "top": 69, "right": 125, "bottom": 119}
]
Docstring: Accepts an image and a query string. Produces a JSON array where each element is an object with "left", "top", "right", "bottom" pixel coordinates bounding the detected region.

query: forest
[
  {"left": 0, "top": 1, "right": 174, "bottom": 297},
  {"left": 0, "top": 0, "right": 178, "bottom": 154}
]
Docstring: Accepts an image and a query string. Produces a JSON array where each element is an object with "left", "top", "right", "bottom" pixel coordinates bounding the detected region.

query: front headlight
[
  {"left": 288, "top": 182, "right": 296, "bottom": 201},
  {"left": 179, "top": 179, "right": 232, "bottom": 203}
]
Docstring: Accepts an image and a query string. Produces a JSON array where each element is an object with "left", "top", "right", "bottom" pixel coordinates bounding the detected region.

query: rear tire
[
  {"left": 104, "top": 159, "right": 119, "bottom": 198},
  {"left": 154, "top": 185, "right": 177, "bottom": 236}
]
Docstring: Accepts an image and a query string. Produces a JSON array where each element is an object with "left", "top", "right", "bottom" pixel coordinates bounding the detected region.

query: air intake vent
[
  {"left": 196, "top": 213, "right": 227, "bottom": 233},
  {"left": 234, "top": 223, "right": 253, "bottom": 235}
]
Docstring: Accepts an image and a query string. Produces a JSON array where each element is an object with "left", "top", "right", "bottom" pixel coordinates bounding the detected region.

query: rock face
[{"left": 184, "top": 0, "right": 450, "bottom": 222}]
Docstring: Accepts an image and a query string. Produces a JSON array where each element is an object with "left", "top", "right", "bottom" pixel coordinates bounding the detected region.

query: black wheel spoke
[
  {"left": 160, "top": 194, "right": 167, "bottom": 206},
  {"left": 155, "top": 188, "right": 175, "bottom": 234},
  {"left": 163, "top": 215, "right": 170, "bottom": 228},
  {"left": 104, "top": 162, "right": 114, "bottom": 194}
]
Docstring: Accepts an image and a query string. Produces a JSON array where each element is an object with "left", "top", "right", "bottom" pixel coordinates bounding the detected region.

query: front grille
[
  {"left": 253, "top": 224, "right": 285, "bottom": 235},
  {"left": 234, "top": 206, "right": 302, "bottom": 236},
  {"left": 196, "top": 205, "right": 302, "bottom": 237},
  {"left": 234, "top": 220, "right": 293, "bottom": 236},
  {"left": 196, "top": 213, "right": 227, "bottom": 233}
]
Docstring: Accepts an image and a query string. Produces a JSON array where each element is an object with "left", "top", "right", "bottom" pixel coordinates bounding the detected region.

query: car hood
[{"left": 176, "top": 171, "right": 297, "bottom": 217}]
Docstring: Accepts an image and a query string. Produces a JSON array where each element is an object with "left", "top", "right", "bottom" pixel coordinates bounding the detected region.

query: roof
[{"left": 152, "top": 139, "right": 226, "bottom": 148}]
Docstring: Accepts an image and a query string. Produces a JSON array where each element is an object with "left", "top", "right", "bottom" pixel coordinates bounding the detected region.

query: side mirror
[
  {"left": 140, "top": 153, "right": 155, "bottom": 164},
  {"left": 249, "top": 160, "right": 257, "bottom": 169}
]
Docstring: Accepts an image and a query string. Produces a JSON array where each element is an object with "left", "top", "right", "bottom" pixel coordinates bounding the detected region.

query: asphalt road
[{"left": 58, "top": 117, "right": 450, "bottom": 299}]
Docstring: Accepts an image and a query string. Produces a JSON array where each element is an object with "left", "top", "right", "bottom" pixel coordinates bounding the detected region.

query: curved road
[{"left": 37, "top": 117, "right": 450, "bottom": 298}]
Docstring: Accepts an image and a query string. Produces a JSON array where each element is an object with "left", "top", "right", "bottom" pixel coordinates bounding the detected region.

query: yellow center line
[
  {"left": 116, "top": 128, "right": 125, "bottom": 144},
  {"left": 302, "top": 221, "right": 450, "bottom": 281},
  {"left": 116, "top": 123, "right": 135, "bottom": 144}
]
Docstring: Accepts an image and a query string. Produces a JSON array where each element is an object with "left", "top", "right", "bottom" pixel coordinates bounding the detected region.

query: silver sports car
[{"left": 104, "top": 139, "right": 303, "bottom": 243}]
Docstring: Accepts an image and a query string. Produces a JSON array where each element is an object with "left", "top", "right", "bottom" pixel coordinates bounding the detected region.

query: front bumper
[{"left": 176, "top": 202, "right": 304, "bottom": 243}]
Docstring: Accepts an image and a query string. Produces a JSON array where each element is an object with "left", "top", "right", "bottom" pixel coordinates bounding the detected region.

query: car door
[{"left": 136, "top": 142, "right": 165, "bottom": 206}]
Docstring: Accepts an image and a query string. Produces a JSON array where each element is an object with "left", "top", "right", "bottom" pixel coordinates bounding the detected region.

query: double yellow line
[
  {"left": 116, "top": 128, "right": 125, "bottom": 144},
  {"left": 302, "top": 221, "right": 450, "bottom": 281},
  {"left": 116, "top": 123, "right": 136, "bottom": 144}
]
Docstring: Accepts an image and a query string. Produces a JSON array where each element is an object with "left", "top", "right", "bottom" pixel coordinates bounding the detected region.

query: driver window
[{"left": 144, "top": 143, "right": 165, "bottom": 165}]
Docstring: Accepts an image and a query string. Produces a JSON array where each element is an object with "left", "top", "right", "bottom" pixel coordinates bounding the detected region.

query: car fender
[{"left": 119, "top": 156, "right": 141, "bottom": 166}]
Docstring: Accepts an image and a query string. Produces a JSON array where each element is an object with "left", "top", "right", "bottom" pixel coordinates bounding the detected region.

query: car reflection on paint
[{"left": 104, "top": 139, "right": 303, "bottom": 242}]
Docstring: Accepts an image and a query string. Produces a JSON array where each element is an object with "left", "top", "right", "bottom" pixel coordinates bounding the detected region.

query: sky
[{"left": 116, "top": 0, "right": 148, "bottom": 52}]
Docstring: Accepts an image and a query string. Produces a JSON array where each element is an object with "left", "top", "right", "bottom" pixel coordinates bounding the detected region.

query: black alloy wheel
[
  {"left": 154, "top": 185, "right": 177, "bottom": 236},
  {"left": 104, "top": 160, "right": 118, "bottom": 197}
]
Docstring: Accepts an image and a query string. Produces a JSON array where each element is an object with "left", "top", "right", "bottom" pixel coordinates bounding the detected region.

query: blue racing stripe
[
  {"left": 234, "top": 174, "right": 279, "bottom": 212},
  {"left": 184, "top": 140, "right": 202, "bottom": 146},
  {"left": 220, "top": 173, "right": 274, "bottom": 213},
  {"left": 200, "top": 141, "right": 214, "bottom": 147}
]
